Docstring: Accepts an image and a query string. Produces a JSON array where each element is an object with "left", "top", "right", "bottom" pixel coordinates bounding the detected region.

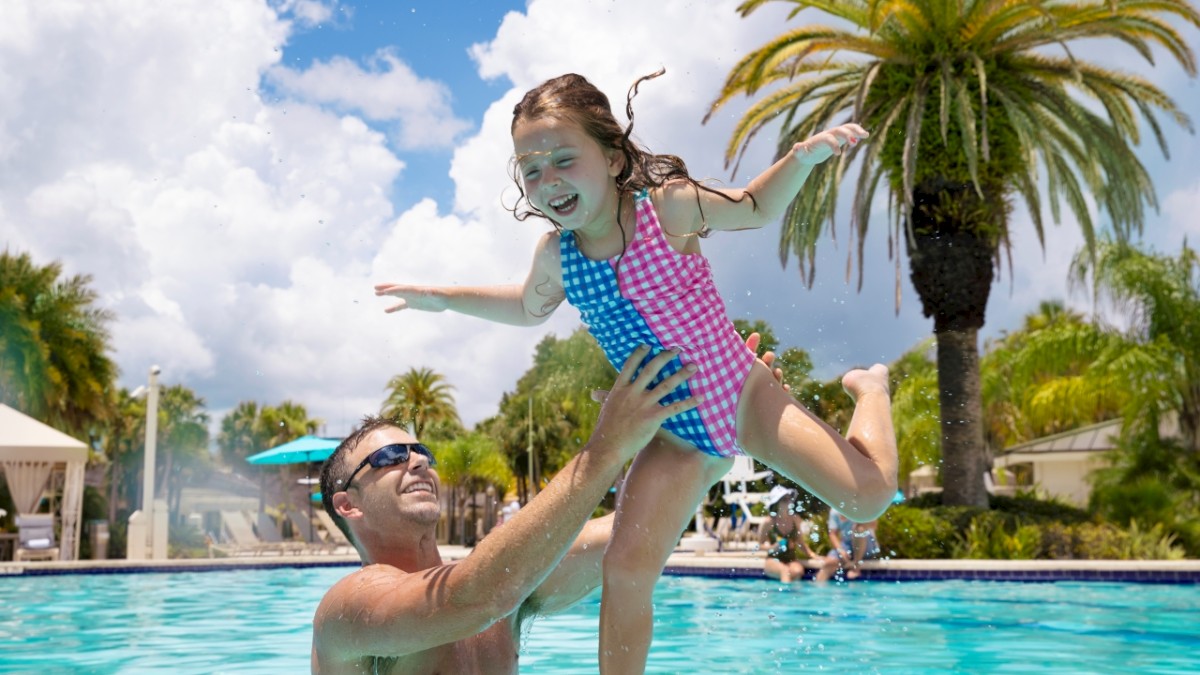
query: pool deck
[{"left": 3, "top": 548, "right": 1198, "bottom": 583}]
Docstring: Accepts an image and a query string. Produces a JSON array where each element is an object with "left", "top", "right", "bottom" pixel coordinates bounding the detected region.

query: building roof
[{"left": 1000, "top": 419, "right": 1121, "bottom": 456}]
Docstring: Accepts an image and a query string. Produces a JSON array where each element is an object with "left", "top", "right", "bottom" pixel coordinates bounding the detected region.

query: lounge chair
[
  {"left": 286, "top": 510, "right": 336, "bottom": 554},
  {"left": 254, "top": 512, "right": 307, "bottom": 555},
  {"left": 14, "top": 514, "right": 59, "bottom": 562},
  {"left": 211, "top": 510, "right": 268, "bottom": 556}
]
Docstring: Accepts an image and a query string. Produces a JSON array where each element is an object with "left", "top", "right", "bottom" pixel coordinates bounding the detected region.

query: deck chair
[
  {"left": 255, "top": 512, "right": 306, "bottom": 555},
  {"left": 14, "top": 514, "right": 59, "bottom": 562},
  {"left": 211, "top": 510, "right": 267, "bottom": 556},
  {"left": 285, "top": 510, "right": 334, "bottom": 554},
  {"left": 314, "top": 509, "right": 354, "bottom": 553}
]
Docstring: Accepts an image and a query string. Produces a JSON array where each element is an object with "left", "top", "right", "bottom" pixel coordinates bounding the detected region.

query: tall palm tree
[
  {"left": 430, "top": 432, "right": 513, "bottom": 545},
  {"left": 155, "top": 384, "right": 211, "bottom": 524},
  {"left": 0, "top": 250, "right": 118, "bottom": 435},
  {"left": 708, "top": 0, "right": 1199, "bottom": 505},
  {"left": 383, "top": 367, "right": 460, "bottom": 439},
  {"left": 218, "top": 400, "right": 321, "bottom": 512},
  {"left": 217, "top": 401, "right": 266, "bottom": 467}
]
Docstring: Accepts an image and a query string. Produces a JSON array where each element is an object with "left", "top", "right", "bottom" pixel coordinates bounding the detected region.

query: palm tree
[
  {"left": 97, "top": 388, "right": 146, "bottom": 524},
  {"left": 0, "top": 250, "right": 118, "bottom": 435},
  {"left": 218, "top": 400, "right": 322, "bottom": 512},
  {"left": 1070, "top": 239, "right": 1199, "bottom": 550},
  {"left": 981, "top": 300, "right": 1127, "bottom": 449},
  {"left": 430, "top": 432, "right": 513, "bottom": 545},
  {"left": 708, "top": 0, "right": 1199, "bottom": 505},
  {"left": 382, "top": 368, "right": 460, "bottom": 439},
  {"left": 1070, "top": 239, "right": 1200, "bottom": 453},
  {"left": 155, "top": 385, "right": 211, "bottom": 524},
  {"left": 217, "top": 401, "right": 266, "bottom": 467}
]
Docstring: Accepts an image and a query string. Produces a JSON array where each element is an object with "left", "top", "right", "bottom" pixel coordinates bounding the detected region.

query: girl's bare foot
[{"left": 842, "top": 364, "right": 890, "bottom": 401}]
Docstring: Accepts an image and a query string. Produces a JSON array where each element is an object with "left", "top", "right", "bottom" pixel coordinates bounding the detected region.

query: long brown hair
[{"left": 508, "top": 69, "right": 755, "bottom": 233}]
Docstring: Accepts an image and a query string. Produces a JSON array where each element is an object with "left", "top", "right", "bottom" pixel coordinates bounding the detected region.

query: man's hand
[
  {"left": 590, "top": 345, "right": 699, "bottom": 461},
  {"left": 373, "top": 283, "right": 449, "bottom": 313}
]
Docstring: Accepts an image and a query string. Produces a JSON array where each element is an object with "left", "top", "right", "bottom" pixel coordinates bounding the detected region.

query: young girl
[{"left": 376, "top": 71, "right": 898, "bottom": 673}]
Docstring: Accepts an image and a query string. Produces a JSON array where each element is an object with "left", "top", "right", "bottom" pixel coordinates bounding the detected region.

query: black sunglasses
[{"left": 342, "top": 443, "right": 436, "bottom": 491}]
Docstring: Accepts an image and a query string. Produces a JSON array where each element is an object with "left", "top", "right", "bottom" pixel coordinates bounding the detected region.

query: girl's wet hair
[{"left": 508, "top": 69, "right": 755, "bottom": 233}]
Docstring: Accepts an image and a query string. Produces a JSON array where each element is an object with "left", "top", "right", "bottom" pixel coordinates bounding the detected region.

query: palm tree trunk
[
  {"left": 934, "top": 328, "right": 989, "bottom": 506},
  {"left": 908, "top": 181, "right": 999, "bottom": 507}
]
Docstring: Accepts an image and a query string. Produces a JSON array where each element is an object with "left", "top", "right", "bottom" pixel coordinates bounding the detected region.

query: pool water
[{"left": 1, "top": 567, "right": 1197, "bottom": 673}]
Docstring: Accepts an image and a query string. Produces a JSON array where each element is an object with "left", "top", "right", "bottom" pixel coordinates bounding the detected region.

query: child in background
[{"left": 376, "top": 71, "right": 898, "bottom": 673}]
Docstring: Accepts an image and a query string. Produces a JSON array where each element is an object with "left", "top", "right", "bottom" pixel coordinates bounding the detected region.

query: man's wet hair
[{"left": 318, "top": 415, "right": 405, "bottom": 548}]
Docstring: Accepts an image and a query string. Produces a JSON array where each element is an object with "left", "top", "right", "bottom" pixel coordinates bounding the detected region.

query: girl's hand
[
  {"left": 791, "top": 123, "right": 869, "bottom": 166},
  {"left": 373, "top": 283, "right": 449, "bottom": 313}
]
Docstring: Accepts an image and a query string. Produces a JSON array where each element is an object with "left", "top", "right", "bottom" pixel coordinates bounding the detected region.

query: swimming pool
[{"left": 1, "top": 567, "right": 1197, "bottom": 673}]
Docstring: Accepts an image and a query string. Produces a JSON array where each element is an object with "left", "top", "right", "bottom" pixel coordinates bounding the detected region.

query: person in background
[
  {"left": 815, "top": 507, "right": 880, "bottom": 582},
  {"left": 759, "top": 486, "right": 820, "bottom": 583}
]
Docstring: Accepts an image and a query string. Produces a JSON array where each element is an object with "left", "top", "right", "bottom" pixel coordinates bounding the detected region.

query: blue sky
[{"left": 2, "top": 0, "right": 1197, "bottom": 436}]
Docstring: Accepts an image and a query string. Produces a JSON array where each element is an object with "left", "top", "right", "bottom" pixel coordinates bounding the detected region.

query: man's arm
[
  {"left": 313, "top": 347, "right": 698, "bottom": 667},
  {"left": 520, "top": 333, "right": 789, "bottom": 619}
]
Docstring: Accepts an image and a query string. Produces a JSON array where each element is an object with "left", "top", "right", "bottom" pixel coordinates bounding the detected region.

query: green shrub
[
  {"left": 989, "top": 494, "right": 1090, "bottom": 524},
  {"left": 955, "top": 512, "right": 1043, "bottom": 559},
  {"left": 876, "top": 505, "right": 958, "bottom": 558},
  {"left": 1040, "top": 523, "right": 1075, "bottom": 559},
  {"left": 168, "top": 522, "right": 211, "bottom": 559}
]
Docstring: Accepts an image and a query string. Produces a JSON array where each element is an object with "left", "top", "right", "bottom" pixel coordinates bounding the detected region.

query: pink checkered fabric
[{"left": 560, "top": 190, "right": 754, "bottom": 457}]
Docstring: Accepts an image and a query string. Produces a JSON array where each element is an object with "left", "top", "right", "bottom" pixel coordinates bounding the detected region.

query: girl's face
[{"left": 512, "top": 116, "right": 623, "bottom": 232}]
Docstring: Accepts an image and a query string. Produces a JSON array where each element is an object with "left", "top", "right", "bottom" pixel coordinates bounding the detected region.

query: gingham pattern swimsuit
[{"left": 560, "top": 190, "right": 755, "bottom": 457}]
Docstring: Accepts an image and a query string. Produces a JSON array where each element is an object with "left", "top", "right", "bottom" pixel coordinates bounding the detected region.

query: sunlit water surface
[{"left": 1, "top": 567, "right": 1197, "bottom": 673}]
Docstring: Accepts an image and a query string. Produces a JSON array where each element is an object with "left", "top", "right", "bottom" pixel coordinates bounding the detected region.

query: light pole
[
  {"left": 142, "top": 365, "right": 160, "bottom": 518},
  {"left": 127, "top": 365, "right": 162, "bottom": 560}
]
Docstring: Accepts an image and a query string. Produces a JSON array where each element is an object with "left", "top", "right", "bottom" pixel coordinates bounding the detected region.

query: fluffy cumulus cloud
[
  {"left": 3, "top": 0, "right": 1197, "bottom": 438},
  {"left": 267, "top": 49, "right": 472, "bottom": 149},
  {"left": 0, "top": 0, "right": 411, "bottom": 430}
]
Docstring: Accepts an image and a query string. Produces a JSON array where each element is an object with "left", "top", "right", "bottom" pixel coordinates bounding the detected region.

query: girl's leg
[
  {"left": 736, "top": 361, "right": 898, "bottom": 521},
  {"left": 600, "top": 433, "right": 731, "bottom": 674}
]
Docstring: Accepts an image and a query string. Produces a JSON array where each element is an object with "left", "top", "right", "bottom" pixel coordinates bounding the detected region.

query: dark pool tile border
[
  {"left": 0, "top": 559, "right": 360, "bottom": 578},
  {"left": 5, "top": 559, "right": 1198, "bottom": 584},
  {"left": 661, "top": 564, "right": 1200, "bottom": 584}
]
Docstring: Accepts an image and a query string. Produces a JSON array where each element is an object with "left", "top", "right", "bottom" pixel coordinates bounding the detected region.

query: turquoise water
[{"left": 1, "top": 567, "right": 1198, "bottom": 673}]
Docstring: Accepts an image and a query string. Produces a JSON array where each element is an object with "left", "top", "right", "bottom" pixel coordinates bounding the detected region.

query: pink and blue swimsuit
[{"left": 560, "top": 190, "right": 755, "bottom": 457}]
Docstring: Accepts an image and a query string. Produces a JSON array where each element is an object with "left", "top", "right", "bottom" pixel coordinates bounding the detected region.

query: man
[{"left": 311, "top": 345, "right": 699, "bottom": 674}]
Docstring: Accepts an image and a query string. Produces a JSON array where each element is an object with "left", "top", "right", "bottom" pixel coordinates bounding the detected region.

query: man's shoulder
[{"left": 317, "top": 564, "right": 408, "bottom": 616}]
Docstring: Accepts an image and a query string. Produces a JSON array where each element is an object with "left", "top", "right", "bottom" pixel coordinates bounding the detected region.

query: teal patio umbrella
[{"left": 246, "top": 435, "right": 342, "bottom": 541}]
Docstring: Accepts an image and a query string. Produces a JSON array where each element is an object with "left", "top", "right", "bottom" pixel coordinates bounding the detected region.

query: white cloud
[
  {"left": 268, "top": 50, "right": 472, "bottom": 148},
  {"left": 3, "top": 0, "right": 1197, "bottom": 441},
  {"left": 1164, "top": 180, "right": 1200, "bottom": 247},
  {"left": 271, "top": 0, "right": 336, "bottom": 27}
]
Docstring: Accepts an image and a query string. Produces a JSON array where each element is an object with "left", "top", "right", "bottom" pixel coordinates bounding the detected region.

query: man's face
[{"left": 337, "top": 426, "right": 442, "bottom": 529}]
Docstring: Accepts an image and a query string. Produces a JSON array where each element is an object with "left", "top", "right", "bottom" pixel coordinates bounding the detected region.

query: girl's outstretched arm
[
  {"left": 374, "top": 231, "right": 566, "bottom": 327},
  {"left": 656, "top": 123, "right": 868, "bottom": 236}
]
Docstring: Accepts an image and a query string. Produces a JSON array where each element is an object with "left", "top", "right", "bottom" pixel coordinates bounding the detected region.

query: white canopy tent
[{"left": 0, "top": 404, "right": 88, "bottom": 561}]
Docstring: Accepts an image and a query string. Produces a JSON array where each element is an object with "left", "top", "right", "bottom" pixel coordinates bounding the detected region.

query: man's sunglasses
[{"left": 342, "top": 443, "right": 436, "bottom": 491}]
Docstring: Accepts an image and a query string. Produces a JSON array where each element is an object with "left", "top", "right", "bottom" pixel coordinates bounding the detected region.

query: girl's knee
[{"left": 603, "top": 541, "right": 668, "bottom": 581}]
